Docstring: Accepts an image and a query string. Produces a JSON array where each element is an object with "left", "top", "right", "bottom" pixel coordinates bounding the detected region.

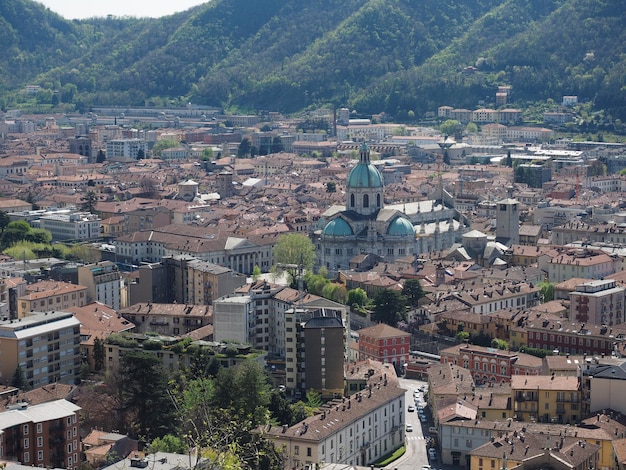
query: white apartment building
[
  {"left": 78, "top": 261, "right": 123, "bottom": 311},
  {"left": 106, "top": 138, "right": 147, "bottom": 159},
  {"left": 38, "top": 212, "right": 101, "bottom": 242}
]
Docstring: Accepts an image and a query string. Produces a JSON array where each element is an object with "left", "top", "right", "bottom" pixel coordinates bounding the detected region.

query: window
[
  {"left": 37, "top": 437, "right": 43, "bottom": 447},
  {"left": 294, "top": 446, "right": 299, "bottom": 456},
  {"left": 38, "top": 450, "right": 43, "bottom": 461},
  {"left": 24, "top": 452, "right": 30, "bottom": 463},
  {"left": 307, "top": 448, "right": 312, "bottom": 457},
  {"left": 24, "top": 438, "right": 30, "bottom": 449},
  {"left": 37, "top": 423, "right": 42, "bottom": 433}
]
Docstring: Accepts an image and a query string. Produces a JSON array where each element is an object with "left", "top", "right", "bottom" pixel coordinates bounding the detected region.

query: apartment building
[
  {"left": 106, "top": 138, "right": 147, "bottom": 159},
  {"left": 541, "top": 248, "right": 618, "bottom": 284},
  {"left": 284, "top": 311, "right": 345, "bottom": 398},
  {"left": 18, "top": 281, "right": 87, "bottom": 318},
  {"left": 115, "top": 224, "right": 275, "bottom": 275},
  {"left": 469, "top": 432, "right": 599, "bottom": 470},
  {"left": 78, "top": 261, "right": 123, "bottom": 311},
  {"left": 569, "top": 279, "right": 625, "bottom": 326},
  {"left": 37, "top": 211, "right": 101, "bottom": 242},
  {"left": 119, "top": 303, "right": 212, "bottom": 336},
  {"left": 163, "top": 255, "right": 247, "bottom": 305},
  {"left": 357, "top": 323, "right": 411, "bottom": 372},
  {"left": 0, "top": 311, "right": 81, "bottom": 388},
  {"left": 449, "top": 281, "right": 541, "bottom": 315},
  {"left": 511, "top": 375, "right": 581, "bottom": 424},
  {"left": 0, "top": 399, "right": 81, "bottom": 469},
  {"left": 552, "top": 221, "right": 626, "bottom": 245},
  {"left": 440, "top": 343, "right": 542, "bottom": 385},
  {"left": 265, "top": 360, "right": 405, "bottom": 468}
]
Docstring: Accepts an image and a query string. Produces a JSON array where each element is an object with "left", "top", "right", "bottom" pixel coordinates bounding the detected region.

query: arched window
[
  {"left": 377, "top": 193, "right": 381, "bottom": 207},
  {"left": 351, "top": 194, "right": 355, "bottom": 207},
  {"left": 363, "top": 194, "right": 369, "bottom": 208}
]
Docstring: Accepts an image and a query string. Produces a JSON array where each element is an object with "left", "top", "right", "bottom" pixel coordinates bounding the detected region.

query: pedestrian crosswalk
[{"left": 406, "top": 435, "right": 428, "bottom": 441}]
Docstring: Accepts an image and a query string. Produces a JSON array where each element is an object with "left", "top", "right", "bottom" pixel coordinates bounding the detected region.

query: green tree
[
  {"left": 202, "top": 148, "right": 214, "bottom": 160},
  {"left": 252, "top": 265, "right": 262, "bottom": 282},
  {"left": 268, "top": 389, "right": 292, "bottom": 425},
  {"left": 305, "top": 389, "right": 322, "bottom": 409},
  {"left": 96, "top": 149, "right": 106, "bottom": 163},
  {"left": 402, "top": 278, "right": 424, "bottom": 308},
  {"left": 372, "top": 289, "right": 407, "bottom": 326},
  {"left": 321, "top": 282, "right": 347, "bottom": 304},
  {"left": 491, "top": 338, "right": 509, "bottom": 350},
  {"left": 25, "top": 228, "right": 52, "bottom": 244},
  {"left": 440, "top": 119, "right": 460, "bottom": 137},
  {"left": 93, "top": 337, "right": 105, "bottom": 372},
  {"left": 12, "top": 365, "right": 28, "bottom": 390},
  {"left": 347, "top": 288, "right": 367, "bottom": 308},
  {"left": 81, "top": 191, "right": 98, "bottom": 214},
  {"left": 118, "top": 351, "right": 175, "bottom": 440},
  {"left": 539, "top": 281, "right": 555, "bottom": 302},
  {"left": 270, "top": 136, "right": 283, "bottom": 153},
  {"left": 466, "top": 122, "right": 478, "bottom": 134},
  {"left": 151, "top": 139, "right": 179, "bottom": 157},
  {"left": 0, "top": 211, "right": 10, "bottom": 236},
  {"left": 232, "top": 360, "right": 272, "bottom": 426},
  {"left": 505, "top": 150, "right": 513, "bottom": 168},
  {"left": 136, "top": 148, "right": 145, "bottom": 160},
  {"left": 272, "top": 234, "right": 316, "bottom": 286},
  {"left": 2, "top": 221, "right": 32, "bottom": 249},
  {"left": 237, "top": 138, "right": 252, "bottom": 158},
  {"left": 456, "top": 331, "right": 470, "bottom": 342},
  {"left": 148, "top": 435, "right": 186, "bottom": 454},
  {"left": 325, "top": 181, "right": 337, "bottom": 193}
]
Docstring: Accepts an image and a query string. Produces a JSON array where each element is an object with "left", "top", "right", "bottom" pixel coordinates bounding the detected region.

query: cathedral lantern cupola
[{"left": 346, "top": 143, "right": 384, "bottom": 217}]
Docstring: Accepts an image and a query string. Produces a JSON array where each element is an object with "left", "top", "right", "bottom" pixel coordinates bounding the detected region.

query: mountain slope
[{"left": 1, "top": 0, "right": 625, "bottom": 119}]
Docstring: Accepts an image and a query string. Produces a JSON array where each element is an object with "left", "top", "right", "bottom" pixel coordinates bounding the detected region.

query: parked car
[
  {"left": 419, "top": 413, "right": 428, "bottom": 423},
  {"left": 408, "top": 405, "right": 415, "bottom": 412},
  {"left": 406, "top": 423, "right": 413, "bottom": 432},
  {"left": 428, "top": 448, "right": 438, "bottom": 461}
]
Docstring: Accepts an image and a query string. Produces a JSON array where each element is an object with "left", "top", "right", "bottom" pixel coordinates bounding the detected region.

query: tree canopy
[
  {"left": 372, "top": 289, "right": 407, "bottom": 326},
  {"left": 272, "top": 233, "right": 316, "bottom": 287}
]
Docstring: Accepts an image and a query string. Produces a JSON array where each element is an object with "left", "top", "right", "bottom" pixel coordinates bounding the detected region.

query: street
[{"left": 384, "top": 377, "right": 432, "bottom": 470}]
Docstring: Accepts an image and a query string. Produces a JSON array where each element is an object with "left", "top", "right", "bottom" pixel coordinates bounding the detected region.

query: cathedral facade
[{"left": 313, "top": 143, "right": 467, "bottom": 275}]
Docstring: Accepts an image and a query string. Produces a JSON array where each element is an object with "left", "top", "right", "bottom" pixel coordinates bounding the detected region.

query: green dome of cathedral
[
  {"left": 347, "top": 143, "right": 383, "bottom": 189},
  {"left": 387, "top": 217, "right": 415, "bottom": 236},
  {"left": 323, "top": 218, "right": 353, "bottom": 236},
  {"left": 347, "top": 164, "right": 383, "bottom": 188}
]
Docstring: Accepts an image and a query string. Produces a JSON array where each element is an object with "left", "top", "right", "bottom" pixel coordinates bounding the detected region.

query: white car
[
  {"left": 408, "top": 405, "right": 415, "bottom": 412},
  {"left": 406, "top": 423, "right": 413, "bottom": 432},
  {"left": 420, "top": 466, "right": 431, "bottom": 470},
  {"left": 419, "top": 413, "right": 428, "bottom": 423}
]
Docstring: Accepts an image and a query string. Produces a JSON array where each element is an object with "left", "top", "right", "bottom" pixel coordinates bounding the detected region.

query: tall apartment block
[
  {"left": 78, "top": 261, "right": 123, "bottom": 311},
  {"left": 0, "top": 311, "right": 81, "bottom": 388}
]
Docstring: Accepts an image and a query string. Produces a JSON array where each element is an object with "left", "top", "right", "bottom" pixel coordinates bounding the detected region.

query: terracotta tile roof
[
  {"left": 357, "top": 323, "right": 410, "bottom": 339},
  {"left": 511, "top": 374, "right": 579, "bottom": 391}
]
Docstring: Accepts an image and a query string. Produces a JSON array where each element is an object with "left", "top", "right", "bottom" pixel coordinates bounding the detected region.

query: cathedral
[{"left": 313, "top": 143, "right": 467, "bottom": 275}]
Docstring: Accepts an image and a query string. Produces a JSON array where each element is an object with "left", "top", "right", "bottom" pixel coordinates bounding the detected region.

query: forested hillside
[{"left": 1, "top": 0, "right": 625, "bottom": 120}]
